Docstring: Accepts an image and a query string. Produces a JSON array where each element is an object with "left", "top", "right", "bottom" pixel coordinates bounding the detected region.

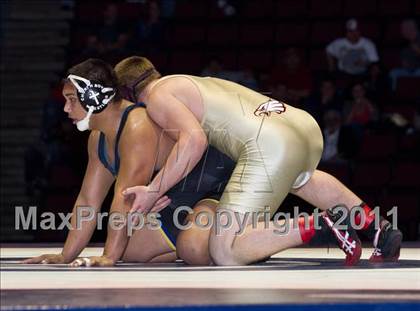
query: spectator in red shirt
[{"left": 345, "top": 83, "right": 376, "bottom": 126}]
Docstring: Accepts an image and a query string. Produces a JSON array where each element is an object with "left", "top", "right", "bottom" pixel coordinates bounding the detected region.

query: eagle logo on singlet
[{"left": 254, "top": 99, "right": 286, "bottom": 117}]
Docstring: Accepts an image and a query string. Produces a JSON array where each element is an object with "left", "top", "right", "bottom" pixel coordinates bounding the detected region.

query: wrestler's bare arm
[
  {"left": 61, "top": 131, "right": 115, "bottom": 261},
  {"left": 102, "top": 115, "right": 158, "bottom": 262},
  {"left": 23, "top": 131, "right": 115, "bottom": 264},
  {"left": 146, "top": 87, "right": 208, "bottom": 199}
]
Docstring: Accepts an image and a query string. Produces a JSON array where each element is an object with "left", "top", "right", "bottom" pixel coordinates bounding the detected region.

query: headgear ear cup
[{"left": 67, "top": 74, "right": 116, "bottom": 131}]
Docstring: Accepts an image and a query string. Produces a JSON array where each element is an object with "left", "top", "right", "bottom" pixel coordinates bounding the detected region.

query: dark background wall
[{"left": 1, "top": 0, "right": 419, "bottom": 242}]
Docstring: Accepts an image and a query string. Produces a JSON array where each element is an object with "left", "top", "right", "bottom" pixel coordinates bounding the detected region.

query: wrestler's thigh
[
  {"left": 176, "top": 199, "right": 218, "bottom": 265},
  {"left": 122, "top": 226, "right": 176, "bottom": 263},
  {"left": 220, "top": 141, "right": 304, "bottom": 217}
]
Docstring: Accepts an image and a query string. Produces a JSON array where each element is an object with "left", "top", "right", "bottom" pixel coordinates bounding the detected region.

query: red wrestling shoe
[{"left": 320, "top": 205, "right": 362, "bottom": 266}]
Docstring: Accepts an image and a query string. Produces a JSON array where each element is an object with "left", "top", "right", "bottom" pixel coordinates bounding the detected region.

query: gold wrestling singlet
[{"left": 160, "top": 75, "right": 324, "bottom": 216}]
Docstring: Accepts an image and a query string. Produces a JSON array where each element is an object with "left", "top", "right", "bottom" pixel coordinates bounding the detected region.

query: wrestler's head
[
  {"left": 115, "top": 56, "right": 161, "bottom": 103},
  {"left": 63, "top": 59, "right": 121, "bottom": 131}
]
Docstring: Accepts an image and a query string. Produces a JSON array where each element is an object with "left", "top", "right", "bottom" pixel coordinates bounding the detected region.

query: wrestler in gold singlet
[{"left": 156, "top": 74, "right": 324, "bottom": 216}]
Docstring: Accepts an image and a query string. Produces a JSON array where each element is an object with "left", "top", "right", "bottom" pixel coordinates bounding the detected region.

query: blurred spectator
[
  {"left": 389, "top": 19, "right": 420, "bottom": 90},
  {"left": 216, "top": 0, "right": 236, "bottom": 16},
  {"left": 82, "top": 3, "right": 130, "bottom": 60},
  {"left": 81, "top": 34, "right": 103, "bottom": 59},
  {"left": 201, "top": 56, "right": 258, "bottom": 90},
  {"left": 363, "top": 63, "right": 390, "bottom": 104},
  {"left": 99, "top": 3, "right": 129, "bottom": 52},
  {"left": 326, "top": 18, "right": 379, "bottom": 75},
  {"left": 269, "top": 48, "right": 313, "bottom": 105},
  {"left": 136, "top": 0, "right": 165, "bottom": 53},
  {"left": 160, "top": 0, "right": 176, "bottom": 17},
  {"left": 201, "top": 56, "right": 225, "bottom": 78},
  {"left": 344, "top": 83, "right": 377, "bottom": 126},
  {"left": 304, "top": 78, "right": 343, "bottom": 125},
  {"left": 321, "top": 110, "right": 342, "bottom": 162}
]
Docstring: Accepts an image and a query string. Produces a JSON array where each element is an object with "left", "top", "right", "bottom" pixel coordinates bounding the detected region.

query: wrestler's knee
[
  {"left": 177, "top": 202, "right": 216, "bottom": 265},
  {"left": 121, "top": 249, "right": 153, "bottom": 263},
  {"left": 177, "top": 234, "right": 211, "bottom": 265},
  {"left": 208, "top": 231, "right": 241, "bottom": 266}
]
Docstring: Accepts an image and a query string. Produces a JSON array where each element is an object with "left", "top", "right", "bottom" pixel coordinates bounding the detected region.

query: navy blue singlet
[{"left": 98, "top": 102, "right": 146, "bottom": 176}]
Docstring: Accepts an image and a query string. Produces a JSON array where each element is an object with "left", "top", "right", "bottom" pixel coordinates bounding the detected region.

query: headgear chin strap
[
  {"left": 67, "top": 74, "right": 116, "bottom": 131},
  {"left": 76, "top": 106, "right": 94, "bottom": 131}
]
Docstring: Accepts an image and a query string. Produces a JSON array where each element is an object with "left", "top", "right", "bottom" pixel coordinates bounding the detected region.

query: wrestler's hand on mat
[
  {"left": 122, "top": 185, "right": 162, "bottom": 214},
  {"left": 22, "top": 254, "right": 66, "bottom": 264},
  {"left": 69, "top": 256, "right": 115, "bottom": 267}
]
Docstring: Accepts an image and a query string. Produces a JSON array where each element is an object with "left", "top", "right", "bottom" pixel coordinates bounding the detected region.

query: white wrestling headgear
[{"left": 67, "top": 74, "right": 116, "bottom": 131}]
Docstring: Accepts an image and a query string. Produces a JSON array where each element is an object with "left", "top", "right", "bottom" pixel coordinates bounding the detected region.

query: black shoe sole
[
  {"left": 382, "top": 229, "right": 403, "bottom": 261},
  {"left": 370, "top": 229, "right": 403, "bottom": 263}
]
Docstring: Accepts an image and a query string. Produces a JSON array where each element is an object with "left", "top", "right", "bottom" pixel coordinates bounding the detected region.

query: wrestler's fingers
[
  {"left": 129, "top": 197, "right": 142, "bottom": 213},
  {"left": 130, "top": 213, "right": 141, "bottom": 226},
  {"left": 70, "top": 258, "right": 85, "bottom": 267},
  {"left": 151, "top": 198, "right": 171, "bottom": 213},
  {"left": 71, "top": 257, "right": 93, "bottom": 267},
  {"left": 41, "top": 258, "right": 50, "bottom": 264},
  {"left": 154, "top": 195, "right": 169, "bottom": 206},
  {"left": 84, "top": 257, "right": 92, "bottom": 267},
  {"left": 130, "top": 204, "right": 141, "bottom": 214},
  {"left": 122, "top": 186, "right": 137, "bottom": 196},
  {"left": 22, "top": 255, "right": 45, "bottom": 264},
  {"left": 159, "top": 197, "right": 172, "bottom": 209}
]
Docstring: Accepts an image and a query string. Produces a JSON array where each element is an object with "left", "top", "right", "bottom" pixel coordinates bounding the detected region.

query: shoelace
[
  {"left": 323, "top": 215, "right": 356, "bottom": 255},
  {"left": 371, "top": 221, "right": 385, "bottom": 257},
  {"left": 372, "top": 247, "right": 382, "bottom": 257}
]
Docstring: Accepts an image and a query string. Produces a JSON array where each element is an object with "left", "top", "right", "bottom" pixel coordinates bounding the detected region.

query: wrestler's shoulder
[
  {"left": 150, "top": 75, "right": 195, "bottom": 95},
  {"left": 122, "top": 109, "right": 157, "bottom": 141}
]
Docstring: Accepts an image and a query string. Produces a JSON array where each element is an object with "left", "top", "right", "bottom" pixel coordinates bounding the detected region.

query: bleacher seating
[
  {"left": 395, "top": 77, "right": 420, "bottom": 101},
  {"left": 276, "top": 23, "right": 308, "bottom": 47},
  {"left": 342, "top": 0, "right": 376, "bottom": 17},
  {"left": 390, "top": 161, "right": 420, "bottom": 190},
  {"left": 378, "top": 0, "right": 411, "bottom": 16},
  {"left": 357, "top": 133, "right": 397, "bottom": 160},
  {"left": 310, "top": 21, "right": 344, "bottom": 45},
  {"left": 381, "top": 48, "right": 401, "bottom": 70},
  {"left": 207, "top": 23, "right": 238, "bottom": 46},
  {"left": 237, "top": 49, "right": 273, "bottom": 71},
  {"left": 352, "top": 161, "right": 392, "bottom": 189},
  {"left": 166, "top": 24, "right": 206, "bottom": 47},
  {"left": 174, "top": 0, "right": 208, "bottom": 18},
  {"left": 275, "top": 0, "right": 307, "bottom": 17},
  {"left": 377, "top": 193, "right": 419, "bottom": 239},
  {"left": 240, "top": 0, "right": 274, "bottom": 18},
  {"left": 309, "top": 0, "right": 342, "bottom": 17},
  {"left": 383, "top": 21, "right": 406, "bottom": 45},
  {"left": 239, "top": 23, "right": 274, "bottom": 46}
]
